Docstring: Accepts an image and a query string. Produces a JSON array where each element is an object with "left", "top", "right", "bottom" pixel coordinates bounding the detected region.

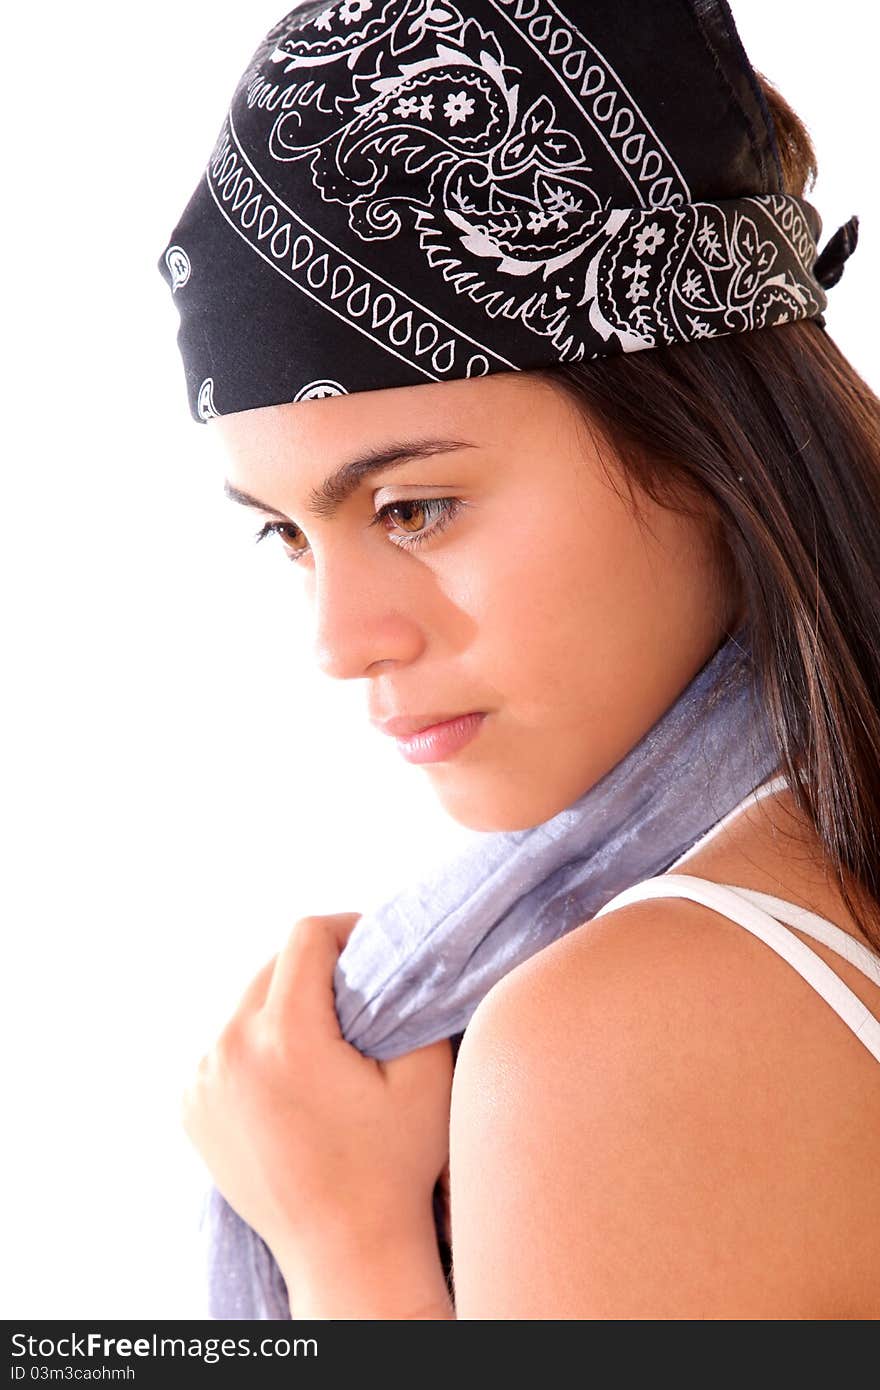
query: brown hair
[{"left": 532, "top": 71, "right": 880, "bottom": 950}]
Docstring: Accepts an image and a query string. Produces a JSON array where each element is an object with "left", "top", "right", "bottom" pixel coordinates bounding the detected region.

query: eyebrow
[{"left": 223, "top": 437, "right": 478, "bottom": 521}]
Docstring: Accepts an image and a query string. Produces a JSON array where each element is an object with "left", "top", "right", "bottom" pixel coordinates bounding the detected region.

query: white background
[{"left": 2, "top": 2, "right": 876, "bottom": 1317}]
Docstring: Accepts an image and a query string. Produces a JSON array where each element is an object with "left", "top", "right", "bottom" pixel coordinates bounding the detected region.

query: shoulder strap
[
  {"left": 724, "top": 885, "right": 880, "bottom": 985},
  {"left": 593, "top": 873, "right": 880, "bottom": 1064}
]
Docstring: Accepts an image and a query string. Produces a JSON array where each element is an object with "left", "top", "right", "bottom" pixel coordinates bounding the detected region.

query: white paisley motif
[
  {"left": 293, "top": 379, "right": 349, "bottom": 400},
  {"left": 165, "top": 244, "right": 191, "bottom": 292},
  {"left": 197, "top": 377, "right": 219, "bottom": 420}
]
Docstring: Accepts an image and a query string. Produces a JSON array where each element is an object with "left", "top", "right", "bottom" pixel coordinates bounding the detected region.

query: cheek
[
  {"left": 463, "top": 490, "right": 602, "bottom": 597},
  {"left": 456, "top": 504, "right": 622, "bottom": 702},
  {"left": 457, "top": 494, "right": 687, "bottom": 724}
]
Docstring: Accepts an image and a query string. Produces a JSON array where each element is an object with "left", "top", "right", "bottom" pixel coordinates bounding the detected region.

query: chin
[{"left": 432, "top": 775, "right": 579, "bottom": 834}]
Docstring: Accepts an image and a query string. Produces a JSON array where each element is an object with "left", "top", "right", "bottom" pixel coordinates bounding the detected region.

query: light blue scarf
[{"left": 199, "top": 625, "right": 779, "bottom": 1318}]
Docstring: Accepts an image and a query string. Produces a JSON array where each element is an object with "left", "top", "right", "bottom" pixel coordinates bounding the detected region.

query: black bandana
[{"left": 157, "top": 0, "right": 859, "bottom": 423}]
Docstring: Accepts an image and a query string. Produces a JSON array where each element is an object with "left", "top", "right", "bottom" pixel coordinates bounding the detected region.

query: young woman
[{"left": 161, "top": 3, "right": 880, "bottom": 1318}]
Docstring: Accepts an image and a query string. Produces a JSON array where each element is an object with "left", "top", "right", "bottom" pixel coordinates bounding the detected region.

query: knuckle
[
  {"left": 293, "top": 911, "right": 357, "bottom": 933},
  {"left": 253, "top": 1011, "right": 298, "bottom": 1066},
  {"left": 285, "top": 911, "right": 360, "bottom": 957},
  {"left": 297, "top": 912, "right": 337, "bottom": 932},
  {"left": 288, "top": 915, "right": 323, "bottom": 945},
  {"left": 214, "top": 1021, "right": 249, "bottom": 1072},
  {"left": 284, "top": 913, "right": 337, "bottom": 957}
]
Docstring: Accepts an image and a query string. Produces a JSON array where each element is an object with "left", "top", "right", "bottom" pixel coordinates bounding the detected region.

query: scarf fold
[{"left": 200, "top": 624, "right": 780, "bottom": 1318}]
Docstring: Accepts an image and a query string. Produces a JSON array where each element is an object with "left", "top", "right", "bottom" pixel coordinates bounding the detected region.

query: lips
[
  {"left": 372, "top": 712, "right": 483, "bottom": 738},
  {"left": 392, "top": 712, "right": 487, "bottom": 764}
]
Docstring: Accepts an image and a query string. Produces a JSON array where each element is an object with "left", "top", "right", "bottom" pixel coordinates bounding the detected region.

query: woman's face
[{"left": 213, "top": 371, "right": 734, "bottom": 831}]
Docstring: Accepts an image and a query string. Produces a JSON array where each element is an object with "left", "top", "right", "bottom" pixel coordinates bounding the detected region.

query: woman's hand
[{"left": 181, "top": 912, "right": 455, "bottom": 1317}]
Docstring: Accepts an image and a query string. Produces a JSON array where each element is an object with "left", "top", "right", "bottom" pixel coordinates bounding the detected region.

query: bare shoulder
[{"left": 449, "top": 892, "right": 880, "bottom": 1319}]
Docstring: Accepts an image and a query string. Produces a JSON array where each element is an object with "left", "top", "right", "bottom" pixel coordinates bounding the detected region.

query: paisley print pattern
[{"left": 158, "top": 2, "right": 836, "bottom": 420}]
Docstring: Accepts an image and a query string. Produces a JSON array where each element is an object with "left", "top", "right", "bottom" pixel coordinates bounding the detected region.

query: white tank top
[{"left": 592, "top": 775, "right": 880, "bottom": 1063}]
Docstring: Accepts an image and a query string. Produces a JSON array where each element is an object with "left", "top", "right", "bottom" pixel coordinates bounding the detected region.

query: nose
[{"left": 309, "top": 549, "right": 426, "bottom": 680}]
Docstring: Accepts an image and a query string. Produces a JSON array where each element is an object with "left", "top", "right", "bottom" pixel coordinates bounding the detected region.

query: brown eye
[
  {"left": 275, "top": 522, "right": 307, "bottom": 550},
  {"left": 386, "top": 500, "right": 429, "bottom": 534},
  {"left": 370, "top": 497, "right": 464, "bottom": 552},
  {"left": 252, "top": 519, "right": 309, "bottom": 562},
  {"left": 253, "top": 496, "right": 464, "bottom": 565}
]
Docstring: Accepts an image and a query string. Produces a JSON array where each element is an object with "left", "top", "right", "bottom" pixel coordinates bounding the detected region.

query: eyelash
[{"left": 252, "top": 497, "right": 464, "bottom": 563}]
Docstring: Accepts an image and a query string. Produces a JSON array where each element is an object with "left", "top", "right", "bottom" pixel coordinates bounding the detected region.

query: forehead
[{"left": 211, "top": 371, "right": 554, "bottom": 461}]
